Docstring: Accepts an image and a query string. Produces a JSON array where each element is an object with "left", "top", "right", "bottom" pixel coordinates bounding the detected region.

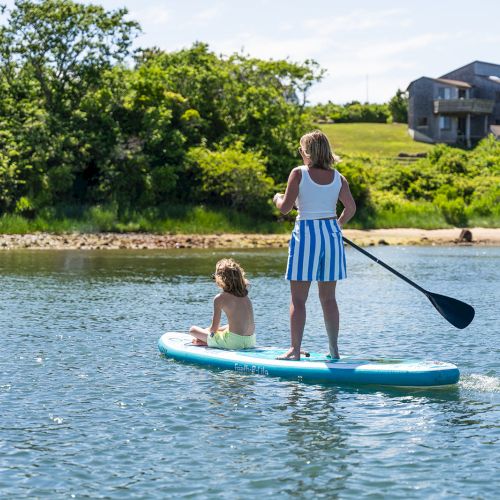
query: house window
[
  {"left": 439, "top": 116, "right": 451, "bottom": 130},
  {"left": 438, "top": 87, "right": 452, "bottom": 99},
  {"left": 417, "top": 117, "right": 428, "bottom": 127}
]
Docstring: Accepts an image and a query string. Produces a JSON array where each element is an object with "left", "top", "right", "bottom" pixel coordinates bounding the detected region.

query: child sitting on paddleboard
[{"left": 189, "top": 258, "right": 256, "bottom": 349}]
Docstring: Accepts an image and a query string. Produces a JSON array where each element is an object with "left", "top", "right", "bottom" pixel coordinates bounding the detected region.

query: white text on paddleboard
[{"left": 234, "top": 363, "right": 269, "bottom": 376}]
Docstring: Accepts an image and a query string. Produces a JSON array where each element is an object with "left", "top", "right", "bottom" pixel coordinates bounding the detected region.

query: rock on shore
[{"left": 1, "top": 228, "right": 499, "bottom": 250}]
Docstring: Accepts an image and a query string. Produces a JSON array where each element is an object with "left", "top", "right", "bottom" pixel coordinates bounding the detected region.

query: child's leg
[{"left": 189, "top": 325, "right": 209, "bottom": 345}]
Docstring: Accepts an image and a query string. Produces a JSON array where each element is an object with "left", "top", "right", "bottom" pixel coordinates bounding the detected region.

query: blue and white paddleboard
[{"left": 158, "top": 332, "right": 459, "bottom": 387}]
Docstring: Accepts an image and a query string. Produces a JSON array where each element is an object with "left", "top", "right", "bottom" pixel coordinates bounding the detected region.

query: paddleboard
[{"left": 158, "top": 332, "right": 459, "bottom": 387}]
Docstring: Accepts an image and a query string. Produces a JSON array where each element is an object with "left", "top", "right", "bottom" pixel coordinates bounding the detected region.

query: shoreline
[{"left": 1, "top": 227, "right": 499, "bottom": 250}]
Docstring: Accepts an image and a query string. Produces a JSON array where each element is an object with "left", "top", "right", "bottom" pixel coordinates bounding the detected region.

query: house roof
[
  {"left": 434, "top": 78, "right": 471, "bottom": 89},
  {"left": 408, "top": 61, "right": 500, "bottom": 91},
  {"left": 406, "top": 76, "right": 472, "bottom": 90},
  {"left": 440, "top": 60, "right": 500, "bottom": 78}
]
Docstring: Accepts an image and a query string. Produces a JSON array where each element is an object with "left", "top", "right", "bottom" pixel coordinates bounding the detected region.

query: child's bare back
[{"left": 217, "top": 291, "right": 254, "bottom": 336}]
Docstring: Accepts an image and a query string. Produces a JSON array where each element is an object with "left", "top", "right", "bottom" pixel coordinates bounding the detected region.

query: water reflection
[{"left": 276, "top": 383, "right": 351, "bottom": 497}]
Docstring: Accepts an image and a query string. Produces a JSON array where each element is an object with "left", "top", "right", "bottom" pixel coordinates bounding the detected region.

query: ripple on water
[{"left": 460, "top": 373, "right": 500, "bottom": 393}]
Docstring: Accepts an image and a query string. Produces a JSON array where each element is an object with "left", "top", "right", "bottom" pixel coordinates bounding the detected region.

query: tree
[
  {"left": 0, "top": 0, "right": 140, "bottom": 111},
  {"left": 136, "top": 44, "right": 322, "bottom": 181},
  {"left": 0, "top": 0, "right": 140, "bottom": 209},
  {"left": 388, "top": 89, "right": 408, "bottom": 123}
]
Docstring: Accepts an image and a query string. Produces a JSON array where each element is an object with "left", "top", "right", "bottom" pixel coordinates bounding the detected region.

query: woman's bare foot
[
  {"left": 276, "top": 347, "right": 301, "bottom": 360},
  {"left": 325, "top": 352, "right": 340, "bottom": 360},
  {"left": 192, "top": 338, "right": 207, "bottom": 346}
]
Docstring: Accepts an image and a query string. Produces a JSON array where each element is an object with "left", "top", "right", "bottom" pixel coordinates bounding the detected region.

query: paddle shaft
[{"left": 342, "top": 236, "right": 427, "bottom": 295}]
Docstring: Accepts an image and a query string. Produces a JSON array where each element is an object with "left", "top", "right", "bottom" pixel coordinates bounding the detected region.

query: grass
[
  {"left": 0, "top": 205, "right": 291, "bottom": 235},
  {"left": 369, "top": 203, "right": 450, "bottom": 229},
  {"left": 2, "top": 203, "right": 497, "bottom": 234},
  {"left": 320, "top": 122, "right": 434, "bottom": 157}
]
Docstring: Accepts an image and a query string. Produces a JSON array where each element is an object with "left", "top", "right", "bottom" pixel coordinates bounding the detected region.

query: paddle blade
[{"left": 426, "top": 292, "right": 475, "bottom": 329}]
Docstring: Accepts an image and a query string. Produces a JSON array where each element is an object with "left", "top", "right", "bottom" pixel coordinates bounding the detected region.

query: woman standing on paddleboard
[{"left": 273, "top": 130, "right": 356, "bottom": 360}]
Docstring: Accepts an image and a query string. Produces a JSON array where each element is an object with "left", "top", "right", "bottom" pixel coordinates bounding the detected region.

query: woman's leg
[
  {"left": 318, "top": 281, "right": 340, "bottom": 358},
  {"left": 277, "top": 280, "right": 311, "bottom": 360}
]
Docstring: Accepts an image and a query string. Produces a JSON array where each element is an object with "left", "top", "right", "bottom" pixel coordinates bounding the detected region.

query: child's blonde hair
[
  {"left": 214, "top": 258, "right": 249, "bottom": 297},
  {"left": 300, "top": 130, "right": 340, "bottom": 170}
]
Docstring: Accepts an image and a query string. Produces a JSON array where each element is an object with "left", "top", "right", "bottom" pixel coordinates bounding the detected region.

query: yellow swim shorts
[{"left": 207, "top": 331, "right": 256, "bottom": 350}]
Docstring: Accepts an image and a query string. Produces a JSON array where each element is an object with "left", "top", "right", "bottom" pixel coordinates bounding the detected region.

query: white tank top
[{"left": 295, "top": 166, "right": 341, "bottom": 220}]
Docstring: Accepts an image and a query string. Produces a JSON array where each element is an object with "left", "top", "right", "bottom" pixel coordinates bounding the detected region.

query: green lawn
[{"left": 320, "top": 123, "right": 434, "bottom": 157}]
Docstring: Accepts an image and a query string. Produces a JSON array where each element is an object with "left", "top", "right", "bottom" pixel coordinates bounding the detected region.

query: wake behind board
[{"left": 158, "top": 332, "right": 459, "bottom": 387}]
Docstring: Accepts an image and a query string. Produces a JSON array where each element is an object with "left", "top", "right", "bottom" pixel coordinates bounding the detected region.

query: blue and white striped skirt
[{"left": 286, "top": 219, "right": 346, "bottom": 282}]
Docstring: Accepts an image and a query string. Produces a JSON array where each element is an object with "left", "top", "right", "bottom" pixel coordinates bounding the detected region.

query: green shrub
[
  {"left": 337, "top": 157, "right": 374, "bottom": 221},
  {"left": 368, "top": 191, "right": 447, "bottom": 228},
  {"left": 435, "top": 149, "right": 469, "bottom": 174},
  {"left": 465, "top": 179, "right": 500, "bottom": 216},
  {"left": 186, "top": 144, "right": 274, "bottom": 215},
  {"left": 470, "top": 135, "right": 500, "bottom": 173},
  {"left": 434, "top": 194, "right": 468, "bottom": 226},
  {"left": 0, "top": 150, "right": 23, "bottom": 213}
]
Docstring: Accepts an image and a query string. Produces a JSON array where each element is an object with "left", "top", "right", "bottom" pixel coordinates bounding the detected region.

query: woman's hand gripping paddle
[{"left": 343, "top": 237, "right": 475, "bottom": 329}]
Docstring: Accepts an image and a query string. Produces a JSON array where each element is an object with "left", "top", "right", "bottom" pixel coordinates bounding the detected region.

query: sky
[{"left": 3, "top": 0, "right": 500, "bottom": 104}]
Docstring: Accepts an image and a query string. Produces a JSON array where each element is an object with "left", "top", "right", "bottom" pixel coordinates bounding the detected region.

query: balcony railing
[{"left": 434, "top": 98, "right": 494, "bottom": 115}]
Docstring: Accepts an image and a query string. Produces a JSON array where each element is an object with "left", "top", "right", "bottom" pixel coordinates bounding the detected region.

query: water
[{"left": 1, "top": 246, "right": 499, "bottom": 498}]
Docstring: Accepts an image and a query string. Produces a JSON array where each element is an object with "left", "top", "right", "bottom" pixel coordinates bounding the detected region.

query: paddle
[{"left": 342, "top": 236, "right": 475, "bottom": 329}]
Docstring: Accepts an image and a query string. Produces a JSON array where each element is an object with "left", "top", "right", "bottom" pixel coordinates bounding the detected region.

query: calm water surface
[{"left": 1, "top": 246, "right": 499, "bottom": 498}]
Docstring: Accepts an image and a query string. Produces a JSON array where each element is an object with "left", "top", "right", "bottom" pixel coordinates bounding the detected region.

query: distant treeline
[
  {"left": 0, "top": 0, "right": 498, "bottom": 230},
  {"left": 307, "top": 91, "right": 408, "bottom": 124}
]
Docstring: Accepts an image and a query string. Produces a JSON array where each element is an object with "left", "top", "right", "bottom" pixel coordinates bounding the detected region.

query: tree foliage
[
  {"left": 0, "top": 3, "right": 320, "bottom": 214},
  {"left": 0, "top": 0, "right": 497, "bottom": 229},
  {"left": 388, "top": 89, "right": 408, "bottom": 123},
  {"left": 186, "top": 144, "right": 274, "bottom": 215}
]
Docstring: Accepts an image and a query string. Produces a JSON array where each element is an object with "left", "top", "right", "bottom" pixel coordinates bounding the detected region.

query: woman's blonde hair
[
  {"left": 214, "top": 258, "right": 249, "bottom": 297},
  {"left": 300, "top": 130, "right": 340, "bottom": 170}
]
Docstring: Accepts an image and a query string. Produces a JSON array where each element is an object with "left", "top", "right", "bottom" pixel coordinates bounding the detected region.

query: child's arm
[
  {"left": 208, "top": 294, "right": 223, "bottom": 333},
  {"left": 189, "top": 295, "right": 224, "bottom": 346}
]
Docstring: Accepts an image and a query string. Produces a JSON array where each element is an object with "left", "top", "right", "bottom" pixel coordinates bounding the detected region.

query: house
[{"left": 407, "top": 61, "right": 500, "bottom": 146}]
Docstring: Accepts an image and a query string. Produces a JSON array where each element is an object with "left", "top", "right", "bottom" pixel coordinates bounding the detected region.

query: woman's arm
[
  {"left": 273, "top": 168, "right": 301, "bottom": 215},
  {"left": 208, "top": 294, "right": 223, "bottom": 333},
  {"left": 337, "top": 175, "right": 356, "bottom": 228}
]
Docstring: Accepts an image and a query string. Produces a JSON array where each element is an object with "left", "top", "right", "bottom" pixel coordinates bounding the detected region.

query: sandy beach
[{"left": 0, "top": 227, "right": 499, "bottom": 250}]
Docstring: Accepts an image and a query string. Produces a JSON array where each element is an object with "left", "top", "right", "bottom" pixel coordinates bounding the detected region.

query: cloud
[
  {"left": 195, "top": 6, "right": 220, "bottom": 21},
  {"left": 129, "top": 6, "right": 170, "bottom": 27},
  {"left": 213, "top": 33, "right": 325, "bottom": 61},
  {"left": 304, "top": 8, "right": 409, "bottom": 36},
  {"left": 357, "top": 33, "right": 453, "bottom": 59}
]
